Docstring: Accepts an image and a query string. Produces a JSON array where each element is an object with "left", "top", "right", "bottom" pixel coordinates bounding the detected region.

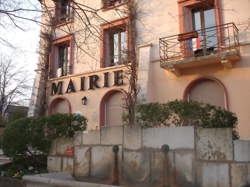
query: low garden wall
[{"left": 48, "top": 126, "right": 250, "bottom": 187}]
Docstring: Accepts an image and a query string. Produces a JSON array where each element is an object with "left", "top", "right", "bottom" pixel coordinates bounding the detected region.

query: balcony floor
[{"left": 160, "top": 49, "right": 240, "bottom": 76}]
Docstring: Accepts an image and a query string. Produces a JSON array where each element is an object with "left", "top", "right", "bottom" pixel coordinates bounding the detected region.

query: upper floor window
[
  {"left": 102, "top": 21, "right": 128, "bottom": 67},
  {"left": 103, "top": 0, "right": 126, "bottom": 9},
  {"left": 50, "top": 35, "right": 74, "bottom": 78},
  {"left": 109, "top": 28, "right": 127, "bottom": 66},
  {"left": 178, "top": 0, "right": 222, "bottom": 56},
  {"left": 192, "top": 8, "right": 217, "bottom": 52},
  {"left": 55, "top": 0, "right": 72, "bottom": 24}
]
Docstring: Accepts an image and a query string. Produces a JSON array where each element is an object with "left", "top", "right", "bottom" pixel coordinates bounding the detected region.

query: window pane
[
  {"left": 113, "top": 33, "right": 119, "bottom": 64},
  {"left": 193, "top": 11, "right": 202, "bottom": 50},
  {"left": 193, "top": 11, "right": 201, "bottom": 30},
  {"left": 204, "top": 9, "right": 216, "bottom": 28},
  {"left": 58, "top": 47, "right": 64, "bottom": 68},
  {"left": 121, "top": 31, "right": 127, "bottom": 61},
  {"left": 204, "top": 9, "right": 217, "bottom": 48},
  {"left": 58, "top": 46, "right": 68, "bottom": 76},
  {"left": 61, "top": 0, "right": 70, "bottom": 15}
]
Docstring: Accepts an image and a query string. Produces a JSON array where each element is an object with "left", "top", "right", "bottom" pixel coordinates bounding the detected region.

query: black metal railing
[{"left": 159, "top": 23, "right": 239, "bottom": 64}]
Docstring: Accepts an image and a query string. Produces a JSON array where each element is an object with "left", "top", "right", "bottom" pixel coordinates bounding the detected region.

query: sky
[{"left": 0, "top": 0, "right": 41, "bottom": 106}]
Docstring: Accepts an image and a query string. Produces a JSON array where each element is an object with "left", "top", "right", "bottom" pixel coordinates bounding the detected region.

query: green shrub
[
  {"left": 135, "top": 103, "right": 170, "bottom": 128},
  {"left": 135, "top": 100, "right": 239, "bottom": 139},
  {"left": 1, "top": 113, "right": 87, "bottom": 176}
]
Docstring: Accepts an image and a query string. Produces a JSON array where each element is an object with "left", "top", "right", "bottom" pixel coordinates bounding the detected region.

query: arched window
[
  {"left": 184, "top": 77, "right": 229, "bottom": 109},
  {"left": 48, "top": 97, "right": 72, "bottom": 115},
  {"left": 100, "top": 89, "right": 126, "bottom": 127}
]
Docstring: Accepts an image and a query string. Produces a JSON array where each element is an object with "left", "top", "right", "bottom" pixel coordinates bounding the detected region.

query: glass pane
[
  {"left": 58, "top": 47, "right": 64, "bottom": 68},
  {"left": 61, "top": 0, "right": 70, "bottom": 15},
  {"left": 63, "top": 47, "right": 68, "bottom": 75},
  {"left": 204, "top": 9, "right": 216, "bottom": 28},
  {"left": 113, "top": 33, "right": 119, "bottom": 64},
  {"left": 58, "top": 46, "right": 68, "bottom": 76},
  {"left": 204, "top": 9, "right": 217, "bottom": 48},
  {"left": 121, "top": 31, "right": 127, "bottom": 61},
  {"left": 193, "top": 11, "right": 201, "bottom": 30},
  {"left": 193, "top": 11, "right": 202, "bottom": 51}
]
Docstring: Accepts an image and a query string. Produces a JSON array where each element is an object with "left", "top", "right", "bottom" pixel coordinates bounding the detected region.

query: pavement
[{"left": 0, "top": 150, "right": 11, "bottom": 166}]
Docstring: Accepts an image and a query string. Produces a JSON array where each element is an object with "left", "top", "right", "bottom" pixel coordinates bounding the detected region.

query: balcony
[{"left": 159, "top": 23, "right": 240, "bottom": 75}]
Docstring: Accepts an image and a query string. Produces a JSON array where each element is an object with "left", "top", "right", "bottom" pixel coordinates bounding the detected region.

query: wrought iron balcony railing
[{"left": 159, "top": 23, "right": 239, "bottom": 65}]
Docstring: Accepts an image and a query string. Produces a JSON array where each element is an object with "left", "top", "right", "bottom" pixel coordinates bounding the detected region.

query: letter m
[{"left": 51, "top": 81, "right": 63, "bottom": 96}]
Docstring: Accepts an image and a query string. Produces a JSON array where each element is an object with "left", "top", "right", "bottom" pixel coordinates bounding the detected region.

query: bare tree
[{"left": 0, "top": 54, "right": 31, "bottom": 122}]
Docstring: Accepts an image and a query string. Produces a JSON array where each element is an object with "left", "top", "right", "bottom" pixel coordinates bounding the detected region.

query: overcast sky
[{"left": 0, "top": 0, "right": 41, "bottom": 106}]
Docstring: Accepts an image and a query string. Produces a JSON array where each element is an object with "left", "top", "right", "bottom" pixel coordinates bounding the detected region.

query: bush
[
  {"left": 135, "top": 100, "right": 239, "bottom": 139},
  {"left": 1, "top": 113, "right": 87, "bottom": 176},
  {"left": 135, "top": 103, "right": 170, "bottom": 128}
]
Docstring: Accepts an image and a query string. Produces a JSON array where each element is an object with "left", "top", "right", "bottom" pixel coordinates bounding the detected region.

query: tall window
[
  {"left": 103, "top": 23, "right": 127, "bottom": 67},
  {"left": 50, "top": 35, "right": 73, "bottom": 78},
  {"left": 178, "top": 0, "right": 222, "bottom": 56},
  {"left": 192, "top": 8, "right": 217, "bottom": 52},
  {"left": 110, "top": 28, "right": 127, "bottom": 66},
  {"left": 55, "top": 0, "right": 72, "bottom": 24}
]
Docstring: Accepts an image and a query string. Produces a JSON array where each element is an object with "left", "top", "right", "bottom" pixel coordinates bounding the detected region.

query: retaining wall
[{"left": 48, "top": 126, "right": 250, "bottom": 187}]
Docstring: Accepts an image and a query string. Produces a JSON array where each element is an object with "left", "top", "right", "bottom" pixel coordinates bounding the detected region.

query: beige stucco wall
[
  {"left": 47, "top": 65, "right": 128, "bottom": 130},
  {"left": 135, "top": 0, "right": 250, "bottom": 139},
  {"left": 35, "top": 0, "right": 250, "bottom": 138}
]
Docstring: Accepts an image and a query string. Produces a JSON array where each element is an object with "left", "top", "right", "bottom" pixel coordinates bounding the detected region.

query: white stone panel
[
  {"left": 74, "top": 146, "right": 91, "bottom": 177},
  {"left": 47, "top": 156, "right": 62, "bottom": 172},
  {"left": 197, "top": 162, "right": 230, "bottom": 187},
  {"left": 196, "top": 128, "right": 233, "bottom": 161},
  {"left": 142, "top": 126, "right": 195, "bottom": 149},
  {"left": 234, "top": 140, "right": 250, "bottom": 162},
  {"left": 83, "top": 130, "right": 101, "bottom": 145},
  {"left": 123, "top": 126, "right": 142, "bottom": 150},
  {"left": 100, "top": 126, "right": 123, "bottom": 145}
]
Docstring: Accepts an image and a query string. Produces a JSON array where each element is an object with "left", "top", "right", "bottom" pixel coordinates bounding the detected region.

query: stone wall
[{"left": 48, "top": 126, "right": 250, "bottom": 187}]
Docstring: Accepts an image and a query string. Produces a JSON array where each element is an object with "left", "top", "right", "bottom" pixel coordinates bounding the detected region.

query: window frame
[
  {"left": 100, "top": 18, "right": 129, "bottom": 68},
  {"left": 54, "top": 0, "right": 73, "bottom": 26},
  {"left": 49, "top": 35, "right": 74, "bottom": 79}
]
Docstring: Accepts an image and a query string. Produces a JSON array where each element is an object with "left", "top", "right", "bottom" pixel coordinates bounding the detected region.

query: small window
[
  {"left": 103, "top": 0, "right": 126, "bottom": 9},
  {"left": 103, "top": 25, "right": 127, "bottom": 67},
  {"left": 55, "top": 0, "right": 72, "bottom": 24}
]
